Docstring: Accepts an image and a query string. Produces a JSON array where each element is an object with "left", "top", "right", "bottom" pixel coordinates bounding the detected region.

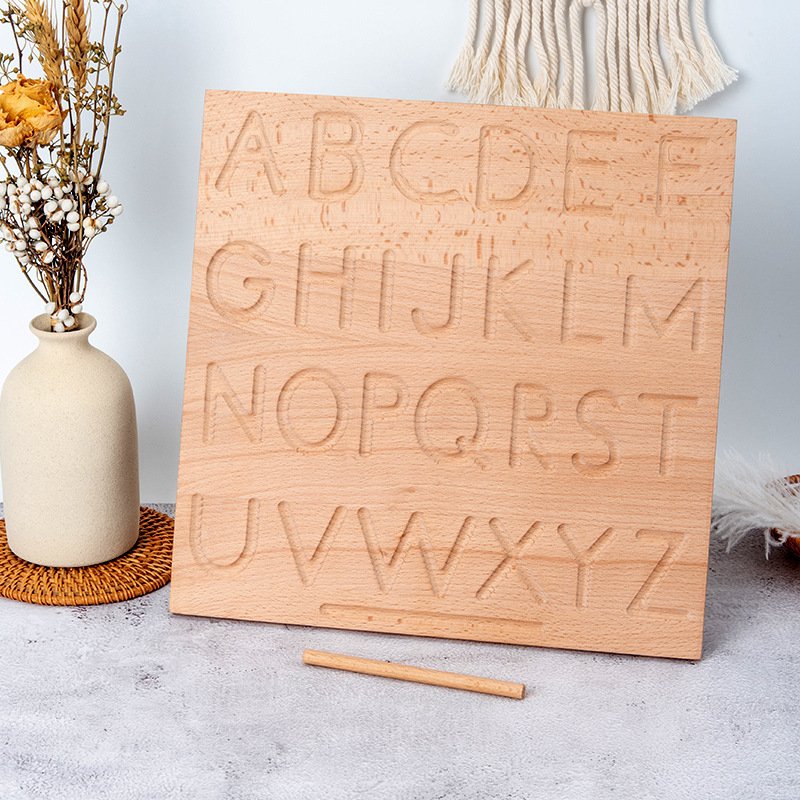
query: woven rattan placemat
[{"left": 0, "top": 506, "right": 173, "bottom": 605}]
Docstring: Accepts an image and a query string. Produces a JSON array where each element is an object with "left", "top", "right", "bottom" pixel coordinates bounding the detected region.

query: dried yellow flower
[{"left": 0, "top": 76, "right": 64, "bottom": 148}]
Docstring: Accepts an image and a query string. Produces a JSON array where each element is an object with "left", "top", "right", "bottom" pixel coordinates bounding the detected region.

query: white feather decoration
[{"left": 713, "top": 451, "right": 800, "bottom": 558}]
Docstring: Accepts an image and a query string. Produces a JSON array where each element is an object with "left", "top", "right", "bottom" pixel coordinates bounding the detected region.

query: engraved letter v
[{"left": 278, "top": 502, "right": 347, "bottom": 587}]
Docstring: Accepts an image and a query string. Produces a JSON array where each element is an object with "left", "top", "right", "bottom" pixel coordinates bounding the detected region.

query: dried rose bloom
[{"left": 0, "top": 76, "right": 63, "bottom": 147}]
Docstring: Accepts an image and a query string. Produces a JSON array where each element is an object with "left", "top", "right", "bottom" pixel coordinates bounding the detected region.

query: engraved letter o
[{"left": 277, "top": 368, "right": 348, "bottom": 453}]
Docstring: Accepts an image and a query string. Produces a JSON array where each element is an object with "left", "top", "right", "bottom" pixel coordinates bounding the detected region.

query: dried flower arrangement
[{"left": 0, "top": 0, "right": 125, "bottom": 331}]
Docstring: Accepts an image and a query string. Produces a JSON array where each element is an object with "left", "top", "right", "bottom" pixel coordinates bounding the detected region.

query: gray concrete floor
[{"left": 0, "top": 504, "right": 798, "bottom": 799}]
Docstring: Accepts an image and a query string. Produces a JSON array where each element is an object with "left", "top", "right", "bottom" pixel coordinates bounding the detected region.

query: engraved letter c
[{"left": 390, "top": 121, "right": 463, "bottom": 204}]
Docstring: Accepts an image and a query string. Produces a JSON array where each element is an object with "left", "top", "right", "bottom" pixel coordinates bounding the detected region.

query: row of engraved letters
[
  {"left": 217, "top": 111, "right": 708, "bottom": 215},
  {"left": 189, "top": 495, "right": 691, "bottom": 617},
  {"left": 207, "top": 241, "right": 706, "bottom": 351},
  {"left": 205, "top": 363, "right": 698, "bottom": 476}
]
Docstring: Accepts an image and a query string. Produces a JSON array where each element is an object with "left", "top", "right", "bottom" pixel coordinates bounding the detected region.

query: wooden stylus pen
[{"left": 302, "top": 649, "right": 525, "bottom": 699}]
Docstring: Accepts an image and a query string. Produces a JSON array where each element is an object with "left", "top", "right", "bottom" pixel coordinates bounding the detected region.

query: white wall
[{"left": 0, "top": 0, "right": 797, "bottom": 502}]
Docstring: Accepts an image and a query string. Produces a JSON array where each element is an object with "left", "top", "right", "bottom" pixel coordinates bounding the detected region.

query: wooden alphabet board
[{"left": 171, "top": 91, "right": 736, "bottom": 659}]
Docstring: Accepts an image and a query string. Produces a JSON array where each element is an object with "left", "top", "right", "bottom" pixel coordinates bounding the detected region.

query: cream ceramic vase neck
[{"left": 0, "top": 314, "right": 139, "bottom": 567}]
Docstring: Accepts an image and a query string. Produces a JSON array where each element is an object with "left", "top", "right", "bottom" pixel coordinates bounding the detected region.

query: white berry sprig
[
  {"left": 0, "top": 170, "right": 123, "bottom": 331},
  {"left": 44, "top": 290, "right": 84, "bottom": 333}
]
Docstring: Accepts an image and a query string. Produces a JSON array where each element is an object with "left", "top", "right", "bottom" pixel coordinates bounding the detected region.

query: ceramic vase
[{"left": 0, "top": 313, "right": 140, "bottom": 567}]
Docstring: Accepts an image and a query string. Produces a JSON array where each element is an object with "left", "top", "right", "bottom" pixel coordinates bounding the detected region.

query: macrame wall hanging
[{"left": 448, "top": 0, "right": 736, "bottom": 114}]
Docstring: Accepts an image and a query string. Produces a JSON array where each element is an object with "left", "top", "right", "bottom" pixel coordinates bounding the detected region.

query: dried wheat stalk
[
  {"left": 65, "top": 0, "right": 88, "bottom": 93},
  {"left": 24, "top": 0, "right": 62, "bottom": 89}
]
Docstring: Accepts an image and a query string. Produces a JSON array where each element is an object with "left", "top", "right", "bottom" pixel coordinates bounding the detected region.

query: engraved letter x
[{"left": 476, "top": 519, "right": 547, "bottom": 603}]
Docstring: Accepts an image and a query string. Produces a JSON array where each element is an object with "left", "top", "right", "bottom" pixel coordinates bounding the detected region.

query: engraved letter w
[{"left": 357, "top": 509, "right": 475, "bottom": 598}]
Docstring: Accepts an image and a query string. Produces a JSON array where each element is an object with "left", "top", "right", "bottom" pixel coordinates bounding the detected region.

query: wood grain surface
[{"left": 171, "top": 91, "right": 736, "bottom": 659}]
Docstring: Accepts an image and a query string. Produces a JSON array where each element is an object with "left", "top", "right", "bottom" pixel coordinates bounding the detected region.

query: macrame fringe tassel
[
  {"left": 447, "top": 0, "right": 481, "bottom": 93},
  {"left": 448, "top": 0, "right": 736, "bottom": 114},
  {"left": 688, "top": 0, "right": 737, "bottom": 106}
]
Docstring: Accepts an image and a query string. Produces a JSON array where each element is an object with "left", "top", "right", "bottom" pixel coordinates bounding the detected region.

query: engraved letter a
[{"left": 216, "top": 111, "right": 286, "bottom": 195}]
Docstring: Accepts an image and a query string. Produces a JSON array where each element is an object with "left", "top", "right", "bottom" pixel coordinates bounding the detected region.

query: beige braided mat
[{"left": 0, "top": 506, "right": 173, "bottom": 605}]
